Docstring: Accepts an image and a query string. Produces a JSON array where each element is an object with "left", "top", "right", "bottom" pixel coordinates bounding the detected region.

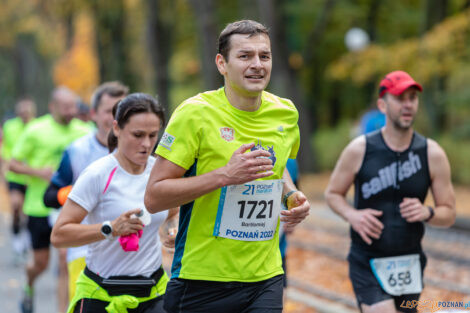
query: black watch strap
[{"left": 424, "top": 206, "right": 435, "bottom": 222}]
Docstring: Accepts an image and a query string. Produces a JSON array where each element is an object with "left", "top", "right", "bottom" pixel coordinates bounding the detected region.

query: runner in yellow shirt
[
  {"left": 10, "top": 87, "right": 90, "bottom": 313},
  {"left": 145, "top": 20, "right": 310, "bottom": 313},
  {"left": 1, "top": 98, "right": 36, "bottom": 264}
]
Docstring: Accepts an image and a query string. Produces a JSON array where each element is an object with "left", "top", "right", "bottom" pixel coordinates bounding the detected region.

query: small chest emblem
[{"left": 220, "top": 127, "right": 235, "bottom": 142}]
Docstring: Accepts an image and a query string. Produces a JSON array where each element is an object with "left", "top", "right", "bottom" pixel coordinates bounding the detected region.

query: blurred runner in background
[
  {"left": 43, "top": 82, "right": 128, "bottom": 303},
  {"left": 325, "top": 71, "right": 456, "bottom": 313},
  {"left": 279, "top": 158, "right": 299, "bottom": 288},
  {"left": 1, "top": 98, "right": 36, "bottom": 265},
  {"left": 359, "top": 106, "right": 385, "bottom": 135},
  {"left": 10, "top": 87, "right": 90, "bottom": 313}
]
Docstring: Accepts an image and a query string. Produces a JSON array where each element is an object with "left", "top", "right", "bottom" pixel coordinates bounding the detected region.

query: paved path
[{"left": 0, "top": 211, "right": 57, "bottom": 313}]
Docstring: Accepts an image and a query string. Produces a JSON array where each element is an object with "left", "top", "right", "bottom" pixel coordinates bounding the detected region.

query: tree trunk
[
  {"left": 366, "top": 0, "right": 381, "bottom": 42},
  {"left": 423, "top": 0, "right": 448, "bottom": 133},
  {"left": 302, "top": 0, "right": 336, "bottom": 128},
  {"left": 92, "top": 0, "right": 136, "bottom": 90},
  {"left": 257, "top": 0, "right": 315, "bottom": 172},
  {"left": 302, "top": 0, "right": 336, "bottom": 65},
  {"left": 13, "top": 34, "right": 53, "bottom": 114},
  {"left": 424, "top": 0, "right": 447, "bottom": 32},
  {"left": 146, "top": 0, "right": 172, "bottom": 117},
  {"left": 14, "top": 36, "right": 28, "bottom": 97},
  {"left": 363, "top": 0, "right": 382, "bottom": 109},
  {"left": 188, "top": 0, "right": 222, "bottom": 90}
]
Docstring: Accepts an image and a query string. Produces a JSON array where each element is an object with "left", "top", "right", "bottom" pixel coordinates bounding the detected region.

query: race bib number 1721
[{"left": 213, "top": 179, "right": 283, "bottom": 241}]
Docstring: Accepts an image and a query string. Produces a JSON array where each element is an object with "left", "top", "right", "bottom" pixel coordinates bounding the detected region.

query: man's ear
[
  {"left": 90, "top": 108, "right": 97, "bottom": 123},
  {"left": 215, "top": 54, "right": 227, "bottom": 76},
  {"left": 377, "top": 97, "right": 386, "bottom": 114}
]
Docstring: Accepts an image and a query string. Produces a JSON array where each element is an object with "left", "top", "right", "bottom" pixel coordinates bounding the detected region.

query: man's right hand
[
  {"left": 221, "top": 143, "right": 274, "bottom": 185},
  {"left": 346, "top": 209, "right": 384, "bottom": 245}
]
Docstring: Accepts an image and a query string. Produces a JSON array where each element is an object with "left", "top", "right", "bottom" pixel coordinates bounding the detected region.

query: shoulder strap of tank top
[
  {"left": 365, "top": 129, "right": 385, "bottom": 152},
  {"left": 410, "top": 131, "right": 427, "bottom": 150}
]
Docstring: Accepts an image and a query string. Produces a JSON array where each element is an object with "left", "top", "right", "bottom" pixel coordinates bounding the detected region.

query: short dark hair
[
  {"left": 217, "top": 20, "right": 269, "bottom": 60},
  {"left": 108, "top": 93, "right": 165, "bottom": 152},
  {"left": 91, "top": 81, "right": 129, "bottom": 110}
]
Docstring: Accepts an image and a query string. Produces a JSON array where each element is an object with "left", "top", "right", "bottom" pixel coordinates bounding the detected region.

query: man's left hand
[
  {"left": 280, "top": 191, "right": 310, "bottom": 231},
  {"left": 399, "top": 197, "right": 430, "bottom": 222}
]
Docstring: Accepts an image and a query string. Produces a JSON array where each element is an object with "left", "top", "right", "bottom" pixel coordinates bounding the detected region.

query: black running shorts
[
  {"left": 163, "top": 275, "right": 284, "bottom": 313},
  {"left": 348, "top": 248, "right": 427, "bottom": 313},
  {"left": 8, "top": 181, "right": 27, "bottom": 194},
  {"left": 27, "top": 216, "right": 52, "bottom": 250}
]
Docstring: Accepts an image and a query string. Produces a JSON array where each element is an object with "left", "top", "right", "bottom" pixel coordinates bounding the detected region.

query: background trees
[{"left": 2, "top": 0, "right": 470, "bottom": 180}]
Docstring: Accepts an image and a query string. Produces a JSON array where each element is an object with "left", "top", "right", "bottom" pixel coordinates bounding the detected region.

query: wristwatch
[
  {"left": 101, "top": 221, "right": 114, "bottom": 240},
  {"left": 424, "top": 206, "right": 435, "bottom": 222}
]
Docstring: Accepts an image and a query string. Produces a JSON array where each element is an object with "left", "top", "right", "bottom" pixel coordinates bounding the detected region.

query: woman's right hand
[{"left": 112, "top": 208, "right": 144, "bottom": 236}]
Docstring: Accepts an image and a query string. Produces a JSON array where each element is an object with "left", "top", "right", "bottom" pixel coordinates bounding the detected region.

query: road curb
[
  {"left": 286, "top": 287, "right": 358, "bottom": 313},
  {"left": 453, "top": 217, "right": 470, "bottom": 231}
]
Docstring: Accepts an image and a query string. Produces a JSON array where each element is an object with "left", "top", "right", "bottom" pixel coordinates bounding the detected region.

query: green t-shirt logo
[{"left": 160, "top": 132, "right": 176, "bottom": 150}]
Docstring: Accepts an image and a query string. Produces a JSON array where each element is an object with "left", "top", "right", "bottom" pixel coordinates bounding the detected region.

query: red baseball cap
[{"left": 378, "top": 71, "right": 423, "bottom": 98}]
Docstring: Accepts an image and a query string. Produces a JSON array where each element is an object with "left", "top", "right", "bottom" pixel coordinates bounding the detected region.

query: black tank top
[{"left": 352, "top": 130, "right": 431, "bottom": 255}]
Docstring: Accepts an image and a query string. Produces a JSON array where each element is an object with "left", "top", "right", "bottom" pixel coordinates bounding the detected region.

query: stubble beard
[{"left": 392, "top": 116, "right": 414, "bottom": 131}]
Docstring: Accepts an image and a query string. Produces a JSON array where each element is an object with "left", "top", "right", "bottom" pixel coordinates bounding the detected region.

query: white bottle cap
[{"left": 135, "top": 208, "right": 151, "bottom": 226}]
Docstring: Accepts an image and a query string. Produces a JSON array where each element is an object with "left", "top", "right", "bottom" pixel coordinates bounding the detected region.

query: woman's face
[{"left": 113, "top": 112, "right": 161, "bottom": 168}]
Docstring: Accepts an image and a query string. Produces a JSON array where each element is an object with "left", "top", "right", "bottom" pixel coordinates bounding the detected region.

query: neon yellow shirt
[
  {"left": 12, "top": 115, "right": 90, "bottom": 217},
  {"left": 1, "top": 117, "right": 35, "bottom": 185},
  {"left": 156, "top": 88, "right": 300, "bottom": 282}
]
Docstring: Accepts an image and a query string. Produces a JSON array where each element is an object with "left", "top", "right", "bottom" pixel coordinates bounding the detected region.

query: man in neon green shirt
[
  {"left": 145, "top": 20, "right": 310, "bottom": 312},
  {"left": 10, "top": 87, "right": 90, "bottom": 313},
  {"left": 1, "top": 98, "right": 36, "bottom": 263}
]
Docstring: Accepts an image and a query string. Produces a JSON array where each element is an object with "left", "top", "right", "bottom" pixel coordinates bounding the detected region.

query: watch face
[{"left": 102, "top": 225, "right": 112, "bottom": 235}]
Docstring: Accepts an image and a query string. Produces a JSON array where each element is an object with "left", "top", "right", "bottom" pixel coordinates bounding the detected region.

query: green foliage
[
  {"left": 437, "top": 135, "right": 470, "bottom": 185},
  {"left": 169, "top": 84, "right": 202, "bottom": 112},
  {"left": 327, "top": 9, "right": 470, "bottom": 87},
  {"left": 2, "top": 0, "right": 470, "bottom": 179},
  {"left": 311, "top": 121, "right": 353, "bottom": 171}
]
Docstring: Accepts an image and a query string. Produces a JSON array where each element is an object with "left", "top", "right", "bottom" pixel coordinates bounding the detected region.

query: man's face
[
  {"left": 93, "top": 94, "right": 124, "bottom": 135},
  {"left": 16, "top": 100, "right": 35, "bottom": 122},
  {"left": 218, "top": 33, "right": 272, "bottom": 96},
  {"left": 384, "top": 88, "right": 419, "bottom": 130},
  {"left": 52, "top": 93, "right": 78, "bottom": 125}
]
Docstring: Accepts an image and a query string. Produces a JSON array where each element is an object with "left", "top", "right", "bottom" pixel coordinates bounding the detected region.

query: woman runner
[{"left": 51, "top": 93, "right": 177, "bottom": 313}]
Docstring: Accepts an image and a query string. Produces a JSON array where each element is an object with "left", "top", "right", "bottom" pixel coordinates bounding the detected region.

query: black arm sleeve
[{"left": 43, "top": 182, "right": 62, "bottom": 209}]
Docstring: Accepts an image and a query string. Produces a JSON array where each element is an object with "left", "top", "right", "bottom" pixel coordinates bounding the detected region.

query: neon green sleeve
[
  {"left": 156, "top": 101, "right": 202, "bottom": 170},
  {"left": 11, "top": 126, "right": 34, "bottom": 163}
]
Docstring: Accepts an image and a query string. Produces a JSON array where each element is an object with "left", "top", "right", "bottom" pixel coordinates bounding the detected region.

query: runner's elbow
[
  {"left": 324, "top": 189, "right": 336, "bottom": 205},
  {"left": 144, "top": 191, "right": 167, "bottom": 213},
  {"left": 430, "top": 207, "right": 456, "bottom": 228},
  {"left": 443, "top": 208, "right": 457, "bottom": 228},
  {"left": 50, "top": 229, "right": 67, "bottom": 248}
]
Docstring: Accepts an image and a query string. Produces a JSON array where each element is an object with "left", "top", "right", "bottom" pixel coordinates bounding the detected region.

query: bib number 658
[{"left": 388, "top": 271, "right": 412, "bottom": 287}]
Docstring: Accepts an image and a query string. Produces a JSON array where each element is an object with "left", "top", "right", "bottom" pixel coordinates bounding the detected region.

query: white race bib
[
  {"left": 370, "top": 254, "right": 422, "bottom": 296},
  {"left": 213, "top": 179, "right": 283, "bottom": 241}
]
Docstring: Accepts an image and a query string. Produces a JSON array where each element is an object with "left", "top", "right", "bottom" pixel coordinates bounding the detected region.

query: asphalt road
[{"left": 0, "top": 211, "right": 57, "bottom": 313}]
